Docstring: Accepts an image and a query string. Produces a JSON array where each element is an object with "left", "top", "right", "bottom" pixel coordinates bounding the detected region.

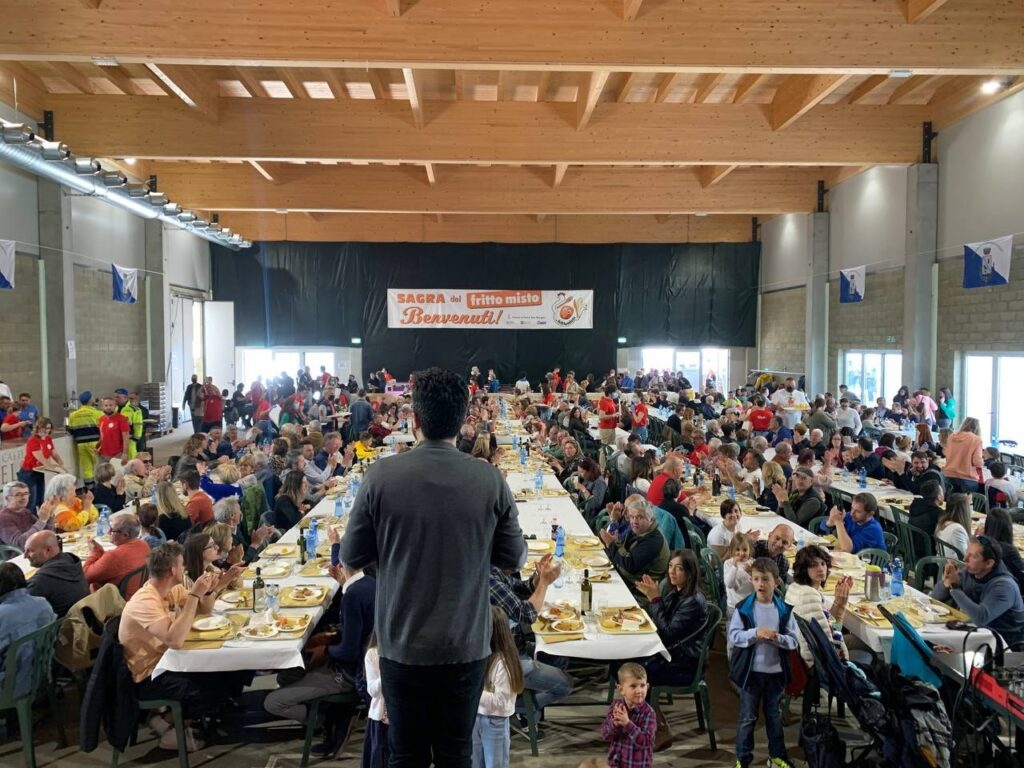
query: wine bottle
[
  {"left": 581, "top": 569, "right": 593, "bottom": 614},
  {"left": 712, "top": 469, "right": 722, "bottom": 497},
  {"left": 252, "top": 567, "right": 266, "bottom": 612},
  {"left": 299, "top": 534, "right": 307, "bottom": 565}
]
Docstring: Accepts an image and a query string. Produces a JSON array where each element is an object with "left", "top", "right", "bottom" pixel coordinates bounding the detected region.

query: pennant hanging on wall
[
  {"left": 964, "top": 235, "right": 1013, "bottom": 289},
  {"left": 112, "top": 263, "right": 139, "bottom": 304},
  {"left": 839, "top": 265, "right": 865, "bottom": 303},
  {"left": 0, "top": 239, "right": 15, "bottom": 290}
]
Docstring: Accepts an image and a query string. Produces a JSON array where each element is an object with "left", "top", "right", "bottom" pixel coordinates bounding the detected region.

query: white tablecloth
[
  {"left": 506, "top": 471, "right": 669, "bottom": 662},
  {"left": 829, "top": 478, "right": 916, "bottom": 503}
]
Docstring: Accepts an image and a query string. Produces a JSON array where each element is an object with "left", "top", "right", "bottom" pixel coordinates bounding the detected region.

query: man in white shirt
[
  {"left": 770, "top": 377, "right": 809, "bottom": 429},
  {"left": 514, "top": 372, "right": 531, "bottom": 394},
  {"left": 835, "top": 399, "right": 862, "bottom": 436}
]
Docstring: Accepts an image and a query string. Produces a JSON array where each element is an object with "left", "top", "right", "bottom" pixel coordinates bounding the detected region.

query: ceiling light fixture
[
  {"left": 981, "top": 79, "right": 1006, "bottom": 95},
  {"left": 888, "top": 69, "right": 913, "bottom": 79},
  {"left": 91, "top": 56, "right": 121, "bottom": 67},
  {"left": 123, "top": 157, "right": 137, "bottom": 165}
]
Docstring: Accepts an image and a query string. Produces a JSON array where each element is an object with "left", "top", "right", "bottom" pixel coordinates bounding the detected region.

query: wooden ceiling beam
[
  {"left": 615, "top": 72, "right": 640, "bottom": 102},
  {"left": 845, "top": 74, "right": 888, "bottom": 104},
  {"left": 622, "top": 0, "right": 644, "bottom": 21},
  {"left": 50, "top": 61, "right": 94, "bottom": 94},
  {"left": 695, "top": 164, "right": 738, "bottom": 188},
  {"left": 322, "top": 68, "right": 349, "bottom": 99},
  {"left": 424, "top": 162, "right": 437, "bottom": 186},
  {"left": 824, "top": 165, "right": 870, "bottom": 187},
  {"left": 731, "top": 74, "right": 763, "bottom": 104},
  {"left": 654, "top": 73, "right": 682, "bottom": 103},
  {"left": 366, "top": 69, "right": 388, "bottom": 100},
  {"left": 78, "top": 0, "right": 101, "bottom": 7},
  {"left": 384, "top": 0, "right": 402, "bottom": 17},
  {"left": 278, "top": 68, "right": 310, "bottom": 99},
  {"left": 903, "top": 0, "right": 951, "bottom": 23},
  {"left": 887, "top": 74, "right": 939, "bottom": 103},
  {"left": 248, "top": 160, "right": 276, "bottom": 182},
  {"left": 402, "top": 67, "right": 425, "bottom": 127},
  {"left": 145, "top": 64, "right": 219, "bottom": 122},
  {"left": 218, "top": 211, "right": 755, "bottom": 244},
  {"left": 0, "top": 62, "right": 46, "bottom": 119},
  {"left": 47, "top": 95, "right": 931, "bottom": 166},
  {"left": 692, "top": 73, "right": 725, "bottom": 104},
  {"left": 233, "top": 67, "right": 268, "bottom": 98},
  {"left": 93, "top": 65, "right": 139, "bottom": 95},
  {"left": 2, "top": 0, "right": 1019, "bottom": 72},
  {"left": 553, "top": 163, "right": 568, "bottom": 188},
  {"left": 576, "top": 71, "right": 609, "bottom": 130},
  {"left": 933, "top": 76, "right": 1024, "bottom": 129},
  {"left": 769, "top": 74, "right": 851, "bottom": 130},
  {"left": 146, "top": 163, "right": 822, "bottom": 214}
]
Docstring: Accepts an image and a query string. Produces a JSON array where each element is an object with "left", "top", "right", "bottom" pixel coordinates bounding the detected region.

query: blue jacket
[
  {"left": 349, "top": 398, "right": 374, "bottom": 437},
  {"left": 327, "top": 574, "right": 376, "bottom": 677},
  {"left": 727, "top": 593, "right": 795, "bottom": 687},
  {"left": 0, "top": 588, "right": 56, "bottom": 697}
]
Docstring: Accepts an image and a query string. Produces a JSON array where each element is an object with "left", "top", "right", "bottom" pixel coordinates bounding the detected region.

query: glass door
[{"left": 965, "top": 354, "right": 994, "bottom": 444}]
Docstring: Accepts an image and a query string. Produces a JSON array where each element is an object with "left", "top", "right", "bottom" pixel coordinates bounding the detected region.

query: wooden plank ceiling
[{"left": 0, "top": 0, "right": 1021, "bottom": 243}]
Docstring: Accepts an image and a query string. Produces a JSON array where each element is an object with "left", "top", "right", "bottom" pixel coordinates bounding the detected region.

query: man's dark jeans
[{"left": 380, "top": 657, "right": 486, "bottom": 768}]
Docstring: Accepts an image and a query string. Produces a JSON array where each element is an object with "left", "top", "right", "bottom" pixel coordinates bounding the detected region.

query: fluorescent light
[
  {"left": 123, "top": 157, "right": 136, "bottom": 165},
  {"left": 888, "top": 69, "right": 913, "bottom": 79},
  {"left": 351, "top": 337, "right": 362, "bottom": 345},
  {"left": 694, "top": 212, "right": 708, "bottom": 217},
  {"left": 981, "top": 79, "right": 1003, "bottom": 95},
  {"left": 92, "top": 56, "right": 121, "bottom": 67},
  {"left": 617, "top": 337, "right": 627, "bottom": 344}
]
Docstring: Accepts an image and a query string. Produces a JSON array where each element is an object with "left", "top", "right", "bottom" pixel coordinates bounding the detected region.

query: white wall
[
  {"left": 828, "top": 165, "right": 908, "bottom": 274},
  {"left": 69, "top": 194, "right": 146, "bottom": 268},
  {"left": 760, "top": 213, "right": 811, "bottom": 291},
  {"left": 938, "top": 88, "right": 1024, "bottom": 253},
  {"left": 163, "top": 227, "right": 211, "bottom": 292},
  {"left": 0, "top": 164, "right": 38, "bottom": 255}
]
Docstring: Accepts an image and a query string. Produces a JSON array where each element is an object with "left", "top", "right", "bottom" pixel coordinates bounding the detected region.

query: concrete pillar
[
  {"left": 903, "top": 164, "right": 938, "bottom": 392},
  {"left": 144, "top": 220, "right": 166, "bottom": 384},
  {"left": 804, "top": 212, "right": 829, "bottom": 396},
  {"left": 37, "top": 179, "right": 75, "bottom": 419}
]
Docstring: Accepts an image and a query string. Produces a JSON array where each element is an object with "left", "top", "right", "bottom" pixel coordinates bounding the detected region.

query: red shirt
[
  {"left": 646, "top": 472, "right": 670, "bottom": 507},
  {"left": 748, "top": 407, "right": 773, "bottom": 431},
  {"left": 633, "top": 402, "right": 649, "bottom": 428},
  {"left": 21, "top": 435, "right": 54, "bottom": 470},
  {"left": 689, "top": 442, "right": 710, "bottom": 466},
  {"left": 1, "top": 412, "right": 22, "bottom": 442},
  {"left": 598, "top": 396, "right": 618, "bottom": 429},
  {"left": 202, "top": 384, "right": 223, "bottom": 421},
  {"left": 552, "top": 373, "right": 562, "bottom": 391},
  {"left": 187, "top": 492, "right": 215, "bottom": 526},
  {"left": 98, "top": 413, "right": 130, "bottom": 457}
]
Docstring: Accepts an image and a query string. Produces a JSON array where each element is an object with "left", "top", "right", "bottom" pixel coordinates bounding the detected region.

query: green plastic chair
[
  {"left": 650, "top": 604, "right": 723, "bottom": 751},
  {"left": 0, "top": 618, "right": 67, "bottom": 768},
  {"left": 300, "top": 691, "right": 361, "bottom": 767},
  {"left": 857, "top": 548, "right": 892, "bottom": 569},
  {"left": 914, "top": 556, "right": 964, "bottom": 592},
  {"left": 698, "top": 549, "right": 724, "bottom": 607},
  {"left": 882, "top": 531, "right": 898, "bottom": 556},
  {"left": 970, "top": 493, "right": 989, "bottom": 515},
  {"left": 934, "top": 537, "right": 965, "bottom": 561},
  {"left": 683, "top": 519, "right": 706, "bottom": 551},
  {"left": 0, "top": 544, "right": 22, "bottom": 561},
  {"left": 520, "top": 688, "right": 542, "bottom": 756},
  {"left": 807, "top": 516, "right": 829, "bottom": 536},
  {"left": 591, "top": 511, "right": 611, "bottom": 535}
]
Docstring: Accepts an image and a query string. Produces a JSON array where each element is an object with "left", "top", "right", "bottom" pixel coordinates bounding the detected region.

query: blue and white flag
[
  {"left": 964, "top": 235, "right": 1013, "bottom": 289},
  {"left": 112, "top": 263, "right": 139, "bottom": 304},
  {"left": 839, "top": 265, "right": 865, "bottom": 303},
  {"left": 0, "top": 240, "right": 14, "bottom": 290}
]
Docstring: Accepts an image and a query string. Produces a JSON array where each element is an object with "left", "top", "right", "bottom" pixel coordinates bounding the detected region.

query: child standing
[
  {"left": 728, "top": 557, "right": 798, "bottom": 768},
  {"left": 723, "top": 532, "right": 755, "bottom": 613},
  {"left": 578, "top": 662, "right": 656, "bottom": 768},
  {"left": 473, "top": 606, "right": 524, "bottom": 768},
  {"left": 362, "top": 635, "right": 388, "bottom": 768}
]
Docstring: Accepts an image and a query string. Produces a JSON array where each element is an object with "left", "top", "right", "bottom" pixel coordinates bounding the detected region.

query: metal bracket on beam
[
  {"left": 817, "top": 180, "right": 829, "bottom": 213},
  {"left": 751, "top": 216, "right": 760, "bottom": 242},
  {"left": 148, "top": 174, "right": 158, "bottom": 192},
  {"left": 212, "top": 212, "right": 220, "bottom": 224},
  {"left": 922, "top": 121, "right": 938, "bottom": 164},
  {"left": 42, "top": 111, "right": 54, "bottom": 141}
]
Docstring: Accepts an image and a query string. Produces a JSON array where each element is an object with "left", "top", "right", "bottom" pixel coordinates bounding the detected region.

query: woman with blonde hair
[
  {"left": 155, "top": 480, "right": 191, "bottom": 542},
  {"left": 944, "top": 417, "right": 983, "bottom": 493},
  {"left": 470, "top": 432, "right": 493, "bottom": 462},
  {"left": 759, "top": 460, "right": 787, "bottom": 512}
]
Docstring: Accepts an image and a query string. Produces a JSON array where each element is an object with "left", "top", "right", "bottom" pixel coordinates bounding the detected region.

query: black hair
[
  {"left": 179, "top": 468, "right": 201, "bottom": 491},
  {"left": 857, "top": 436, "right": 874, "bottom": 453},
  {"left": 975, "top": 535, "right": 1003, "bottom": 564},
  {"left": 668, "top": 549, "right": 702, "bottom": 598},
  {"left": 990, "top": 461, "right": 1007, "bottom": 479},
  {"left": 793, "top": 545, "right": 832, "bottom": 587},
  {"left": 983, "top": 508, "right": 1015, "bottom": 547},
  {"left": 751, "top": 557, "right": 780, "bottom": 580},
  {"left": 919, "top": 479, "right": 941, "bottom": 500},
  {"left": 879, "top": 433, "right": 896, "bottom": 449},
  {"left": 663, "top": 478, "right": 681, "bottom": 500},
  {"left": 0, "top": 562, "right": 26, "bottom": 597},
  {"left": 411, "top": 367, "right": 469, "bottom": 440}
]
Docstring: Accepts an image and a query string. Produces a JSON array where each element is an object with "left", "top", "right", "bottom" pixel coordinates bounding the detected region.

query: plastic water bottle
[
  {"left": 500, "top": 399, "right": 508, "bottom": 419},
  {"left": 891, "top": 557, "right": 904, "bottom": 597},
  {"left": 344, "top": 488, "right": 355, "bottom": 515},
  {"left": 513, "top": 434, "right": 520, "bottom": 451},
  {"left": 796, "top": 532, "right": 806, "bottom": 550},
  {"left": 553, "top": 526, "right": 566, "bottom": 588},
  {"left": 727, "top": 485, "right": 736, "bottom": 501},
  {"left": 858, "top": 467, "right": 867, "bottom": 488},
  {"left": 96, "top": 507, "right": 111, "bottom": 537},
  {"left": 306, "top": 519, "right": 319, "bottom": 560},
  {"left": 534, "top": 468, "right": 544, "bottom": 495},
  {"left": 519, "top": 443, "right": 528, "bottom": 467},
  {"left": 334, "top": 497, "right": 343, "bottom": 519}
]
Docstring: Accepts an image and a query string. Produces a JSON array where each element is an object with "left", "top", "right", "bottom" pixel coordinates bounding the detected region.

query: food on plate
[
  {"left": 263, "top": 544, "right": 298, "bottom": 557},
  {"left": 275, "top": 615, "right": 312, "bottom": 632},
  {"left": 599, "top": 608, "right": 647, "bottom": 631},
  {"left": 219, "top": 590, "right": 247, "bottom": 605},
  {"left": 241, "top": 624, "right": 280, "bottom": 639},
  {"left": 289, "top": 586, "right": 323, "bottom": 601},
  {"left": 551, "top": 618, "right": 584, "bottom": 633},
  {"left": 541, "top": 603, "right": 577, "bottom": 621},
  {"left": 853, "top": 603, "right": 883, "bottom": 621}
]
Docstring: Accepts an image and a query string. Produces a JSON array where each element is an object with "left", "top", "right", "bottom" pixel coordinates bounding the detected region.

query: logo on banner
[
  {"left": 964, "top": 235, "right": 1013, "bottom": 289},
  {"left": 0, "top": 239, "right": 14, "bottom": 290},
  {"left": 552, "top": 292, "right": 589, "bottom": 326},
  {"left": 112, "top": 264, "right": 139, "bottom": 304},
  {"left": 839, "top": 266, "right": 865, "bottom": 303}
]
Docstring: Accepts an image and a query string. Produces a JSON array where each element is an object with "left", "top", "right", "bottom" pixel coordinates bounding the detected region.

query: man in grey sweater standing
[{"left": 341, "top": 367, "right": 525, "bottom": 767}]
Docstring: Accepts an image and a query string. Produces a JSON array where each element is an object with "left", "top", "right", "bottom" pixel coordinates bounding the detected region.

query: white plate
[
  {"left": 927, "top": 602, "right": 950, "bottom": 616},
  {"left": 253, "top": 563, "right": 291, "bottom": 578},
  {"left": 220, "top": 590, "right": 245, "bottom": 604},
  {"left": 287, "top": 587, "right": 325, "bottom": 602},
  {"left": 241, "top": 624, "right": 280, "bottom": 639},
  {"left": 540, "top": 603, "right": 577, "bottom": 621},
  {"left": 583, "top": 555, "right": 611, "bottom": 568},
  {"left": 191, "top": 615, "right": 229, "bottom": 631},
  {"left": 527, "top": 540, "right": 551, "bottom": 553},
  {"left": 550, "top": 618, "right": 584, "bottom": 633}
]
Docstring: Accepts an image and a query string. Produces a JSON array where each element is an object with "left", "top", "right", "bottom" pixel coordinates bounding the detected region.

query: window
[
  {"left": 964, "top": 353, "right": 1023, "bottom": 445},
  {"left": 641, "top": 346, "right": 729, "bottom": 391},
  {"left": 641, "top": 347, "right": 675, "bottom": 373},
  {"left": 304, "top": 352, "right": 335, "bottom": 379},
  {"left": 674, "top": 350, "right": 700, "bottom": 386},
  {"left": 842, "top": 351, "right": 902, "bottom": 403}
]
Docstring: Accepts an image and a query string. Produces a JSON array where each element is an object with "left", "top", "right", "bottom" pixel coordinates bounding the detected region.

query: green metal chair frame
[
  {"left": 0, "top": 544, "right": 23, "bottom": 561},
  {"left": 807, "top": 516, "right": 829, "bottom": 536},
  {"left": 698, "top": 548, "right": 723, "bottom": 607},
  {"left": 111, "top": 699, "right": 188, "bottom": 768},
  {"left": 970, "top": 493, "right": 989, "bottom": 515},
  {"left": 882, "top": 531, "right": 899, "bottom": 556},
  {"left": 857, "top": 548, "right": 892, "bottom": 569},
  {"left": 899, "top": 521, "right": 936, "bottom": 571},
  {"left": 683, "top": 519, "right": 707, "bottom": 551},
  {"left": 300, "top": 691, "right": 362, "bottom": 767},
  {"left": 520, "top": 688, "right": 542, "bottom": 756},
  {"left": 0, "top": 618, "right": 67, "bottom": 768},
  {"left": 591, "top": 511, "right": 611, "bottom": 535},
  {"left": 913, "top": 556, "right": 964, "bottom": 592},
  {"left": 934, "top": 537, "right": 965, "bottom": 561},
  {"left": 829, "top": 488, "right": 849, "bottom": 513}
]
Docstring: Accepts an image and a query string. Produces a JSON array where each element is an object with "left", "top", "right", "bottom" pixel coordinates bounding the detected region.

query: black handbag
[{"left": 799, "top": 712, "right": 845, "bottom": 768}]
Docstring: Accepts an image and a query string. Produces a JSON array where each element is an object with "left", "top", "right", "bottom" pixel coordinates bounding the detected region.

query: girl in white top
[
  {"left": 723, "top": 532, "right": 755, "bottom": 614},
  {"left": 935, "top": 493, "right": 972, "bottom": 559},
  {"left": 362, "top": 637, "right": 389, "bottom": 768},
  {"left": 473, "top": 606, "right": 524, "bottom": 768}
]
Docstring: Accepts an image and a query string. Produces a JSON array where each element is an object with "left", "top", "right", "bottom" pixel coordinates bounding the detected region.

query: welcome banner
[{"left": 387, "top": 288, "right": 593, "bottom": 329}]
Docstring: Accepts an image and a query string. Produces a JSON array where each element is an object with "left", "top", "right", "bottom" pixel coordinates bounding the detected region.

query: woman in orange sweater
[{"left": 943, "top": 417, "right": 984, "bottom": 493}]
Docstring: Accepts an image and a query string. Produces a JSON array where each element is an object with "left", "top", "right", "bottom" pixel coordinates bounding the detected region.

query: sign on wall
[
  {"left": 963, "top": 235, "right": 1013, "bottom": 289},
  {"left": 387, "top": 289, "right": 593, "bottom": 329},
  {"left": 839, "top": 266, "right": 865, "bottom": 303}
]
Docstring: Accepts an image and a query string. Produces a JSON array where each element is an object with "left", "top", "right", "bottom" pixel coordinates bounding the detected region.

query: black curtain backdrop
[{"left": 211, "top": 241, "right": 759, "bottom": 383}]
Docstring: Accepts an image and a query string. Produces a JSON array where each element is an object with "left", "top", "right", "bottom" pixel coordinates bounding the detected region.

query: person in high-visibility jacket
[
  {"left": 114, "top": 387, "right": 143, "bottom": 460},
  {"left": 67, "top": 391, "right": 103, "bottom": 485}
]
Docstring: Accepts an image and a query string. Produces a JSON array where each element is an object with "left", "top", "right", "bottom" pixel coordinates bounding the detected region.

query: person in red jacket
[
  {"left": 84, "top": 511, "right": 151, "bottom": 597},
  {"left": 632, "top": 399, "right": 650, "bottom": 443},
  {"left": 747, "top": 397, "right": 773, "bottom": 434},
  {"left": 597, "top": 385, "right": 619, "bottom": 446}
]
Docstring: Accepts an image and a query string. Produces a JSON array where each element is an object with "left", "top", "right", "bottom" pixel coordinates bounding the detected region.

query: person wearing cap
[
  {"left": 114, "top": 388, "right": 143, "bottom": 460},
  {"left": 67, "top": 391, "right": 103, "bottom": 487},
  {"left": 774, "top": 467, "right": 826, "bottom": 528}
]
